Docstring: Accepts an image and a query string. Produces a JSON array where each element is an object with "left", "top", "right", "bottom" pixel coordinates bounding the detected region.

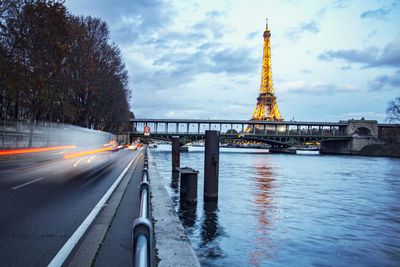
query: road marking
[
  {"left": 87, "top": 155, "right": 96, "bottom": 164},
  {"left": 73, "top": 158, "right": 84, "bottom": 167},
  {"left": 12, "top": 177, "right": 44, "bottom": 190},
  {"left": 47, "top": 150, "right": 141, "bottom": 267}
]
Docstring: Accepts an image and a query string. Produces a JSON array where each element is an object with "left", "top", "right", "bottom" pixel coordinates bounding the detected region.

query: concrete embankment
[
  {"left": 358, "top": 143, "right": 400, "bottom": 157},
  {"left": 148, "top": 150, "right": 201, "bottom": 267}
]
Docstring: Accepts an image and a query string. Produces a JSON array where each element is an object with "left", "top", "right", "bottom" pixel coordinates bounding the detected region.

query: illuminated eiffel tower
[{"left": 249, "top": 19, "right": 283, "bottom": 123}]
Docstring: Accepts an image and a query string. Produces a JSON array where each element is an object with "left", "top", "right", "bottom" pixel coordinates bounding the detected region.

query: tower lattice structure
[{"left": 249, "top": 19, "right": 283, "bottom": 122}]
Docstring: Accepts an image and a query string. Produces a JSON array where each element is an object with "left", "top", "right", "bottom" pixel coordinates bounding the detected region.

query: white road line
[
  {"left": 12, "top": 177, "right": 44, "bottom": 190},
  {"left": 47, "top": 150, "right": 142, "bottom": 267}
]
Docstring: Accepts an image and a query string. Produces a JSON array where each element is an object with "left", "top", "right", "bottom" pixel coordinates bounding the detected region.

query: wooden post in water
[
  {"left": 172, "top": 137, "right": 180, "bottom": 172},
  {"left": 180, "top": 167, "right": 198, "bottom": 203},
  {"left": 204, "top": 130, "right": 220, "bottom": 201}
]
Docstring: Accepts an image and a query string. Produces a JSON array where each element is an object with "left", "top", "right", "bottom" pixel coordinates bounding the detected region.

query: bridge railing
[{"left": 132, "top": 149, "right": 153, "bottom": 267}]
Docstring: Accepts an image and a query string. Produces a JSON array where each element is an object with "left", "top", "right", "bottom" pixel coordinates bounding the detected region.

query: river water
[{"left": 150, "top": 144, "right": 400, "bottom": 266}]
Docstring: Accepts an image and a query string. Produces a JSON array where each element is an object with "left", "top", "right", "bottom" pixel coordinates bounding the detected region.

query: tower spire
[{"left": 249, "top": 19, "right": 283, "bottom": 122}]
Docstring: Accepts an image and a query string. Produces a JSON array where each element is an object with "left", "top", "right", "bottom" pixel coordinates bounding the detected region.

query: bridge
[
  {"left": 130, "top": 118, "right": 351, "bottom": 147},
  {"left": 129, "top": 118, "right": 399, "bottom": 153}
]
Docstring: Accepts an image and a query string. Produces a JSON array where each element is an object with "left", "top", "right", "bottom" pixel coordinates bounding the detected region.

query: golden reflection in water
[{"left": 247, "top": 158, "right": 279, "bottom": 266}]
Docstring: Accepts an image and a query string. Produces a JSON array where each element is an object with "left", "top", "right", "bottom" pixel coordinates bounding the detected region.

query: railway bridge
[{"left": 129, "top": 118, "right": 397, "bottom": 154}]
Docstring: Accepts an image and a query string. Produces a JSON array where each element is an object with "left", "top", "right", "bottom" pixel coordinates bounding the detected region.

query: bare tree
[
  {"left": 386, "top": 96, "right": 400, "bottom": 123},
  {"left": 0, "top": 1, "right": 132, "bottom": 131}
]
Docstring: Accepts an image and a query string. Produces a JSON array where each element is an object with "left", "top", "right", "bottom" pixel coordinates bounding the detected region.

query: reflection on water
[
  {"left": 171, "top": 171, "right": 179, "bottom": 191},
  {"left": 200, "top": 201, "right": 224, "bottom": 260},
  {"left": 248, "top": 162, "right": 278, "bottom": 266},
  {"left": 179, "top": 201, "right": 197, "bottom": 228},
  {"left": 150, "top": 145, "right": 400, "bottom": 266}
]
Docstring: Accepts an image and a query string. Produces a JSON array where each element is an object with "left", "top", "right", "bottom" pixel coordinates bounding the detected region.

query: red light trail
[{"left": 0, "top": 146, "right": 77, "bottom": 156}]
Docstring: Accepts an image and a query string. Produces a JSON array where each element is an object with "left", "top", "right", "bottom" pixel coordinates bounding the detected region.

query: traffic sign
[{"left": 144, "top": 126, "right": 151, "bottom": 134}]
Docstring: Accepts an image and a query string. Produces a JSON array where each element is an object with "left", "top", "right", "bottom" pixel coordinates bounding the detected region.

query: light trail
[
  {"left": 0, "top": 146, "right": 76, "bottom": 156},
  {"left": 63, "top": 146, "right": 112, "bottom": 159}
]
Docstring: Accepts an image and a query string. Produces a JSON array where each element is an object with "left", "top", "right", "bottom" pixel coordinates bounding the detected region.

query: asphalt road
[{"left": 0, "top": 148, "right": 139, "bottom": 266}]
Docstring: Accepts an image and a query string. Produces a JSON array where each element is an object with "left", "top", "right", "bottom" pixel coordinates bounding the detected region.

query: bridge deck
[{"left": 131, "top": 118, "right": 348, "bottom": 137}]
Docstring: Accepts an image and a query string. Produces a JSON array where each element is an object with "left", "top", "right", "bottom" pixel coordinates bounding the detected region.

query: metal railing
[{"left": 132, "top": 149, "right": 153, "bottom": 267}]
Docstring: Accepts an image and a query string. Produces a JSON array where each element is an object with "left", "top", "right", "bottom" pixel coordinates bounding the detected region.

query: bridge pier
[{"left": 320, "top": 119, "right": 380, "bottom": 155}]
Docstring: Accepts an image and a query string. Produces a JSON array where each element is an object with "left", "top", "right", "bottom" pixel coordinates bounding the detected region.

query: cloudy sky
[{"left": 65, "top": 0, "right": 400, "bottom": 122}]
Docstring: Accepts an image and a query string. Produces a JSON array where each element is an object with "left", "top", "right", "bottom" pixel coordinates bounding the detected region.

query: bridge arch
[{"left": 353, "top": 127, "right": 372, "bottom": 136}]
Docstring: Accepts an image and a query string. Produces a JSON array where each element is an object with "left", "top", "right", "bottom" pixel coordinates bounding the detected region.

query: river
[{"left": 150, "top": 144, "right": 400, "bottom": 266}]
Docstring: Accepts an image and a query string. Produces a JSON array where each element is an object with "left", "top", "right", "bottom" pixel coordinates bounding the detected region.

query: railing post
[{"left": 204, "top": 130, "right": 220, "bottom": 201}]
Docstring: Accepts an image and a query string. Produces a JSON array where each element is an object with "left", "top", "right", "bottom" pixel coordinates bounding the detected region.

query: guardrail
[{"left": 132, "top": 148, "right": 153, "bottom": 267}]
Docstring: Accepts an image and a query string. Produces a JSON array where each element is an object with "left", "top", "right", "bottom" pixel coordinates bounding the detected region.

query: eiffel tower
[{"left": 249, "top": 19, "right": 283, "bottom": 122}]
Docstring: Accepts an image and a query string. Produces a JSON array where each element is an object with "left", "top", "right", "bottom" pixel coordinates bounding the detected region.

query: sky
[{"left": 65, "top": 0, "right": 400, "bottom": 122}]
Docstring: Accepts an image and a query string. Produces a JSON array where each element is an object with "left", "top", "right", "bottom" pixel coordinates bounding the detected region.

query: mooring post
[
  {"left": 180, "top": 167, "right": 198, "bottom": 203},
  {"left": 172, "top": 136, "right": 180, "bottom": 172},
  {"left": 204, "top": 130, "right": 220, "bottom": 201}
]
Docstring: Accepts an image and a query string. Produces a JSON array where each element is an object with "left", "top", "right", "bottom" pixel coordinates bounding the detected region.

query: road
[{"left": 0, "top": 148, "right": 139, "bottom": 266}]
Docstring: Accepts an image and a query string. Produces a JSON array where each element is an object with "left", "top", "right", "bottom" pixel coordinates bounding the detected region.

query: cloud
[
  {"left": 211, "top": 48, "right": 258, "bottom": 73},
  {"left": 301, "top": 69, "right": 312, "bottom": 74},
  {"left": 333, "top": 0, "right": 350, "bottom": 9},
  {"left": 279, "top": 80, "right": 359, "bottom": 95},
  {"left": 129, "top": 44, "right": 258, "bottom": 98},
  {"left": 318, "top": 46, "right": 379, "bottom": 63},
  {"left": 284, "top": 19, "right": 319, "bottom": 41},
  {"left": 360, "top": 7, "right": 392, "bottom": 20},
  {"left": 246, "top": 31, "right": 259, "bottom": 40},
  {"left": 190, "top": 10, "right": 228, "bottom": 40},
  {"left": 66, "top": 0, "right": 176, "bottom": 45},
  {"left": 324, "top": 112, "right": 386, "bottom": 121},
  {"left": 368, "top": 71, "right": 400, "bottom": 91},
  {"left": 318, "top": 35, "right": 400, "bottom": 68},
  {"left": 198, "top": 42, "right": 220, "bottom": 51},
  {"left": 340, "top": 65, "right": 352, "bottom": 71}
]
